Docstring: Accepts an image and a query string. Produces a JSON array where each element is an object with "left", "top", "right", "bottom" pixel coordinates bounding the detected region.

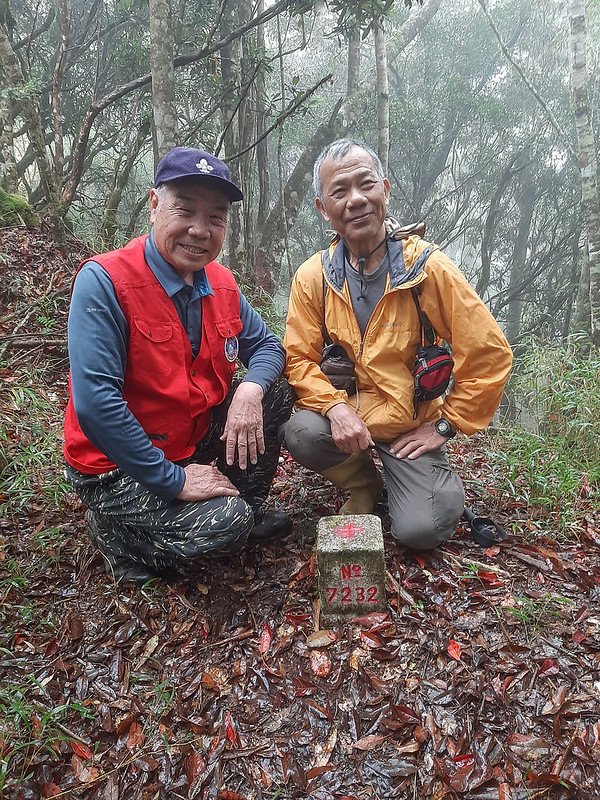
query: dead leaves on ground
[{"left": 2, "top": 459, "right": 599, "bottom": 800}]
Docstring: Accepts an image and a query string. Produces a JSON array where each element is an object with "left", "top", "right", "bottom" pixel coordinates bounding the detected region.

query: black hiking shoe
[
  {"left": 250, "top": 509, "right": 292, "bottom": 542},
  {"left": 85, "top": 509, "right": 161, "bottom": 584},
  {"left": 108, "top": 558, "right": 160, "bottom": 584}
]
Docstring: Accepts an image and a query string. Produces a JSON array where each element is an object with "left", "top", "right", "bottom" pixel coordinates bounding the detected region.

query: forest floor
[{"left": 0, "top": 226, "right": 599, "bottom": 800}]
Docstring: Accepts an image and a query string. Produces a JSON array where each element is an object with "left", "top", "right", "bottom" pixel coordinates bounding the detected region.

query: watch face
[{"left": 436, "top": 419, "right": 451, "bottom": 436}]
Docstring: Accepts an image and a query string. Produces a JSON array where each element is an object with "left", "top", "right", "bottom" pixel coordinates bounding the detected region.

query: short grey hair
[
  {"left": 313, "top": 139, "right": 385, "bottom": 199},
  {"left": 152, "top": 184, "right": 169, "bottom": 206}
]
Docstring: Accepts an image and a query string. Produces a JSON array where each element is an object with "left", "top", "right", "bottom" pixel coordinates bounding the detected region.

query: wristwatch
[{"left": 434, "top": 418, "right": 457, "bottom": 439}]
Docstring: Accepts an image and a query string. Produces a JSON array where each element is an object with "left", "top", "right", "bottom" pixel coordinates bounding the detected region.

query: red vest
[{"left": 63, "top": 235, "right": 242, "bottom": 474}]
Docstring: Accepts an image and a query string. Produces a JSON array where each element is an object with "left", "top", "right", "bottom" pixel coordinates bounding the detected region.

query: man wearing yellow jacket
[{"left": 282, "top": 139, "right": 512, "bottom": 550}]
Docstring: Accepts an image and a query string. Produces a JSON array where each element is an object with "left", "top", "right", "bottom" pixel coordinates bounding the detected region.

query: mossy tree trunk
[{"left": 0, "top": 22, "right": 61, "bottom": 230}]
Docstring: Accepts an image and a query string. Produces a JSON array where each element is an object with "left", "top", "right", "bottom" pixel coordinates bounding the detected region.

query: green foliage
[
  {"left": 327, "top": 0, "right": 398, "bottom": 35},
  {"left": 499, "top": 593, "right": 574, "bottom": 638},
  {"left": 239, "top": 282, "right": 286, "bottom": 340},
  {"left": 489, "top": 337, "right": 599, "bottom": 535},
  {"left": 0, "top": 188, "right": 37, "bottom": 228},
  {"left": 0, "top": 379, "right": 69, "bottom": 516},
  {"left": 0, "top": 684, "right": 94, "bottom": 793},
  {"left": 0, "top": 79, "right": 39, "bottom": 102}
]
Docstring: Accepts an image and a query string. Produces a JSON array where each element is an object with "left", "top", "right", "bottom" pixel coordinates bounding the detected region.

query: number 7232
[{"left": 325, "top": 585, "right": 379, "bottom": 604}]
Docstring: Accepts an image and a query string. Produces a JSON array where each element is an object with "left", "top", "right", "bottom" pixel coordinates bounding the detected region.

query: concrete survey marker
[{"left": 316, "top": 514, "right": 386, "bottom": 618}]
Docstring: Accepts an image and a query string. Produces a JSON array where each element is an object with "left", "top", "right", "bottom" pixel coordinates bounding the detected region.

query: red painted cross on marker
[{"left": 334, "top": 521, "right": 366, "bottom": 540}]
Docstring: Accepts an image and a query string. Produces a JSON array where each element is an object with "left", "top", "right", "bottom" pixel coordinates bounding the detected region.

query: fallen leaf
[
  {"left": 69, "top": 741, "right": 92, "bottom": 760},
  {"left": 306, "top": 629, "right": 336, "bottom": 648},
  {"left": 258, "top": 623, "right": 273, "bottom": 655},
  {"left": 506, "top": 733, "right": 550, "bottom": 761},
  {"left": 201, "top": 672, "right": 220, "bottom": 691},
  {"left": 126, "top": 720, "right": 144, "bottom": 750},
  {"left": 352, "top": 611, "right": 389, "bottom": 627},
  {"left": 392, "top": 704, "right": 421, "bottom": 724},
  {"left": 447, "top": 640, "right": 462, "bottom": 661},
  {"left": 309, "top": 649, "right": 331, "bottom": 677},
  {"left": 184, "top": 748, "right": 203, "bottom": 785},
  {"left": 70, "top": 754, "right": 100, "bottom": 784},
  {"left": 352, "top": 734, "right": 385, "bottom": 750},
  {"left": 484, "top": 546, "right": 501, "bottom": 556},
  {"left": 135, "top": 634, "right": 159, "bottom": 668},
  {"left": 476, "top": 569, "right": 504, "bottom": 587},
  {"left": 537, "top": 658, "right": 559, "bottom": 677},
  {"left": 360, "top": 630, "right": 383, "bottom": 649},
  {"left": 65, "top": 614, "right": 84, "bottom": 640},
  {"left": 224, "top": 710, "right": 238, "bottom": 745}
]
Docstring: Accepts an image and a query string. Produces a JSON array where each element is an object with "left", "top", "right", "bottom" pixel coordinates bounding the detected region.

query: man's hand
[
  {"left": 220, "top": 381, "right": 265, "bottom": 469},
  {"left": 177, "top": 463, "right": 239, "bottom": 501},
  {"left": 326, "top": 403, "right": 374, "bottom": 454},
  {"left": 390, "top": 421, "right": 447, "bottom": 460}
]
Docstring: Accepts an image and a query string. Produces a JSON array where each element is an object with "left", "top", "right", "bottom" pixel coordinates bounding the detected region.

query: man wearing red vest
[{"left": 64, "top": 147, "right": 293, "bottom": 582}]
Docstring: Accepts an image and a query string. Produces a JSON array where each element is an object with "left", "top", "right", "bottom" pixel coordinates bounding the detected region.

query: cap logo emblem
[{"left": 196, "top": 158, "right": 214, "bottom": 174}]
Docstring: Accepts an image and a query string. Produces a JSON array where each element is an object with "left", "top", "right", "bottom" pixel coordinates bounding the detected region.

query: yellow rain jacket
[{"left": 284, "top": 233, "right": 512, "bottom": 442}]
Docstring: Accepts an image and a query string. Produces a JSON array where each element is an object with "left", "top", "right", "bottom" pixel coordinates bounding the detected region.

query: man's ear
[
  {"left": 315, "top": 197, "right": 330, "bottom": 222},
  {"left": 384, "top": 178, "right": 391, "bottom": 203},
  {"left": 149, "top": 188, "right": 159, "bottom": 224}
]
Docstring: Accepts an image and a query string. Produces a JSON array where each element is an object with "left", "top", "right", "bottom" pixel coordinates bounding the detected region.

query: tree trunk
[
  {"left": 99, "top": 116, "right": 151, "bottom": 246},
  {"left": 563, "top": 221, "right": 583, "bottom": 339},
  {"left": 0, "top": 92, "right": 17, "bottom": 191},
  {"left": 254, "top": 101, "right": 344, "bottom": 296},
  {"left": 0, "top": 23, "right": 60, "bottom": 228},
  {"left": 505, "top": 174, "right": 535, "bottom": 345},
  {"left": 149, "top": 0, "right": 179, "bottom": 160},
  {"left": 388, "top": 0, "right": 442, "bottom": 66},
  {"left": 476, "top": 152, "right": 523, "bottom": 297},
  {"left": 255, "top": 3, "right": 269, "bottom": 232},
  {"left": 218, "top": 1, "right": 250, "bottom": 277},
  {"left": 568, "top": 0, "right": 600, "bottom": 346},
  {"left": 253, "top": 28, "right": 363, "bottom": 291},
  {"left": 50, "top": 0, "right": 69, "bottom": 189},
  {"left": 374, "top": 19, "right": 389, "bottom": 175}
]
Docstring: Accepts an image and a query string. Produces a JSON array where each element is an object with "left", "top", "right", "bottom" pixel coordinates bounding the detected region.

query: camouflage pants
[{"left": 65, "top": 378, "right": 294, "bottom": 575}]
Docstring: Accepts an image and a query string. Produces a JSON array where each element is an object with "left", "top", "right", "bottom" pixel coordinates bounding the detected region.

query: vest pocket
[
  {"left": 133, "top": 316, "right": 174, "bottom": 343},
  {"left": 215, "top": 316, "right": 243, "bottom": 338},
  {"left": 131, "top": 317, "right": 175, "bottom": 376}
]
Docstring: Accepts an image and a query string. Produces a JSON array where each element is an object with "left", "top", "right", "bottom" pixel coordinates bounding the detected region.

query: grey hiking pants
[
  {"left": 65, "top": 378, "right": 294, "bottom": 574},
  {"left": 282, "top": 409, "right": 465, "bottom": 550}
]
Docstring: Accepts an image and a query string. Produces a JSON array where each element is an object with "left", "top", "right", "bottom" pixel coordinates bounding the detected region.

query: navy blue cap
[{"left": 154, "top": 147, "right": 243, "bottom": 202}]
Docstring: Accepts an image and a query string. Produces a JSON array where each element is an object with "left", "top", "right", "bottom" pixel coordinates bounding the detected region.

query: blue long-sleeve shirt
[{"left": 68, "top": 231, "right": 285, "bottom": 500}]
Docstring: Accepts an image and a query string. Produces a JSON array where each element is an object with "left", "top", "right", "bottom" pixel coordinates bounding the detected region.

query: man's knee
[
  {"left": 388, "top": 473, "right": 464, "bottom": 551},
  {"left": 281, "top": 410, "right": 332, "bottom": 470},
  {"left": 178, "top": 496, "right": 254, "bottom": 558},
  {"left": 264, "top": 377, "right": 295, "bottom": 427},
  {"left": 389, "top": 515, "right": 455, "bottom": 550}
]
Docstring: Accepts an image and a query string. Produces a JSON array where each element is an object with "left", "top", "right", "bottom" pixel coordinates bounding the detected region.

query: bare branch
[
  {"left": 225, "top": 73, "right": 333, "bottom": 163},
  {"left": 13, "top": 7, "right": 55, "bottom": 50},
  {"left": 478, "top": 0, "right": 575, "bottom": 159}
]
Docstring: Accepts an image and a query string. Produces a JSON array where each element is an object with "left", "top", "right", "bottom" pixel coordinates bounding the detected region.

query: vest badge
[{"left": 224, "top": 336, "right": 239, "bottom": 362}]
